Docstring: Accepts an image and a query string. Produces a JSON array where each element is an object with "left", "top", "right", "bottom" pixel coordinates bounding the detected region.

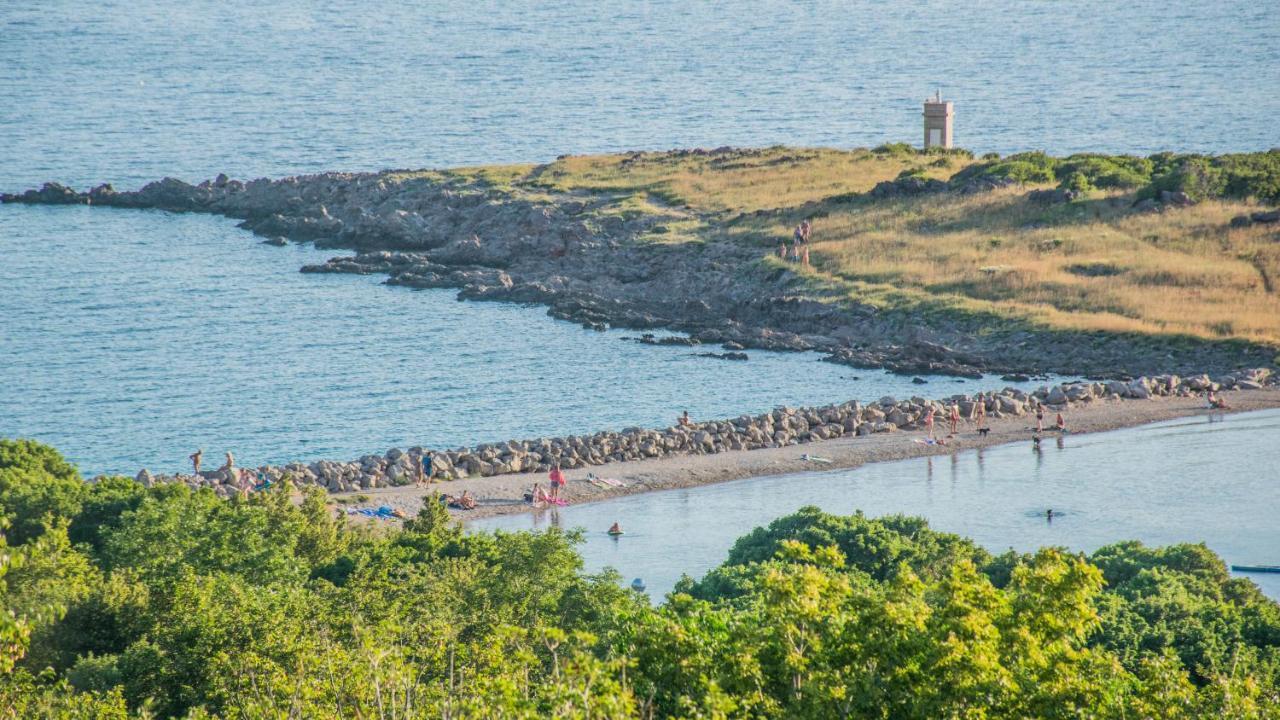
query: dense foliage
[
  {"left": 3, "top": 439, "right": 1278, "bottom": 718},
  {"left": 948, "top": 149, "right": 1280, "bottom": 201}
]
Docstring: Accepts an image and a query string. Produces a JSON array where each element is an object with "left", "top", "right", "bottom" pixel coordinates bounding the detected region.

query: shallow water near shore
[
  {"left": 0, "top": 204, "right": 1054, "bottom": 476},
  {"left": 471, "top": 409, "right": 1280, "bottom": 601}
]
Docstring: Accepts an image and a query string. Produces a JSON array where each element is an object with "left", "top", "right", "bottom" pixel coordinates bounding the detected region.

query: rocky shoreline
[
  {"left": 128, "top": 368, "right": 1274, "bottom": 497},
  {"left": 5, "top": 155, "right": 1276, "bottom": 381}
]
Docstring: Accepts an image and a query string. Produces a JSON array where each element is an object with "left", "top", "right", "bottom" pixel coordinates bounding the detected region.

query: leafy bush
[
  {"left": 0, "top": 439, "right": 86, "bottom": 544},
  {"left": 1055, "top": 154, "right": 1154, "bottom": 190},
  {"left": 949, "top": 150, "right": 1059, "bottom": 186},
  {"left": 872, "top": 142, "right": 917, "bottom": 156},
  {"left": 1138, "top": 150, "right": 1280, "bottom": 203}
]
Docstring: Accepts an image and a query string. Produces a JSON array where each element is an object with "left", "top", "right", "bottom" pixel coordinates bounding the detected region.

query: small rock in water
[
  {"left": 262, "top": 236, "right": 287, "bottom": 246},
  {"left": 911, "top": 377, "right": 928, "bottom": 384}
]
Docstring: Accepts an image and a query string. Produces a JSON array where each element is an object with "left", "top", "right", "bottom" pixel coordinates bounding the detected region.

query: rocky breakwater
[
  {"left": 132, "top": 368, "right": 1275, "bottom": 497},
  {"left": 7, "top": 151, "right": 1275, "bottom": 379}
]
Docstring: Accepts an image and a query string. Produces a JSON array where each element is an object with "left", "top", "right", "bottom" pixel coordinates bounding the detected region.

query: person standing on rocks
[
  {"left": 222, "top": 451, "right": 235, "bottom": 477},
  {"left": 189, "top": 448, "right": 203, "bottom": 476},
  {"left": 549, "top": 464, "right": 566, "bottom": 501}
]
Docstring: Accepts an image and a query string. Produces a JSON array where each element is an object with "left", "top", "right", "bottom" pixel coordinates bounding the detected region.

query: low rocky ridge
[
  {"left": 5, "top": 166, "right": 1276, "bottom": 379},
  {"left": 129, "top": 368, "right": 1274, "bottom": 496}
]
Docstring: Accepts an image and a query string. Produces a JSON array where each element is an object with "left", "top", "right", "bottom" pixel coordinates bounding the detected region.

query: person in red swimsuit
[{"left": 549, "top": 465, "right": 566, "bottom": 501}]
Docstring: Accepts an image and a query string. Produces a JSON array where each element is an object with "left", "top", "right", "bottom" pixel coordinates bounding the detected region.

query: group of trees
[
  {"left": 2, "top": 438, "right": 1278, "bottom": 718},
  {"left": 945, "top": 148, "right": 1280, "bottom": 201}
]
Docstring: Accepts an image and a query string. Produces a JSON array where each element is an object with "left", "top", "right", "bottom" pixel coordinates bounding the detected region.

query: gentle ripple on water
[
  {"left": 472, "top": 409, "right": 1280, "bottom": 601},
  {"left": 2, "top": 1, "right": 1278, "bottom": 190}
]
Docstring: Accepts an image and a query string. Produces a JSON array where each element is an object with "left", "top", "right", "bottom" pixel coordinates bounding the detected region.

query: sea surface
[
  {"left": 473, "top": 409, "right": 1280, "bottom": 600},
  {"left": 0, "top": 4, "right": 1276, "bottom": 534}
]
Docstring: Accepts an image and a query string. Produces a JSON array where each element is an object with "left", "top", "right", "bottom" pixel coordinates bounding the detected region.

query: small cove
[{"left": 471, "top": 409, "right": 1280, "bottom": 601}]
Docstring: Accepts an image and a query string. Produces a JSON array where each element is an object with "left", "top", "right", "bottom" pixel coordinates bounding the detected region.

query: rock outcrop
[
  {"left": 133, "top": 368, "right": 1274, "bottom": 496},
  {"left": 5, "top": 167, "right": 1276, "bottom": 378}
]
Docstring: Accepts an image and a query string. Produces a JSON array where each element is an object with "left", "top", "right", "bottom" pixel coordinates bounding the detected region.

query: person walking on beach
[
  {"left": 948, "top": 402, "right": 961, "bottom": 437},
  {"left": 417, "top": 451, "right": 434, "bottom": 486},
  {"left": 791, "top": 222, "right": 805, "bottom": 262},
  {"left": 1035, "top": 403, "right": 1045, "bottom": 434},
  {"left": 189, "top": 448, "right": 203, "bottom": 476},
  {"left": 549, "top": 464, "right": 566, "bottom": 501},
  {"left": 975, "top": 397, "right": 988, "bottom": 434},
  {"left": 924, "top": 406, "right": 936, "bottom": 440},
  {"left": 1055, "top": 412, "right": 1066, "bottom": 433}
]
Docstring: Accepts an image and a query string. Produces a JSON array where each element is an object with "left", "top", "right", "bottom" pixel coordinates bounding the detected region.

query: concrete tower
[{"left": 923, "top": 91, "right": 953, "bottom": 149}]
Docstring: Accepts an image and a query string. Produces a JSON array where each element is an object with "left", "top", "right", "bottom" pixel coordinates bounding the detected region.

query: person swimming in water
[
  {"left": 608, "top": 522, "right": 623, "bottom": 535},
  {"left": 1046, "top": 508, "right": 1054, "bottom": 521}
]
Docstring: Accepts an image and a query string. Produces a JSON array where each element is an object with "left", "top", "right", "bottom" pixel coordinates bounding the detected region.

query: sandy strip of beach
[{"left": 331, "top": 388, "right": 1280, "bottom": 522}]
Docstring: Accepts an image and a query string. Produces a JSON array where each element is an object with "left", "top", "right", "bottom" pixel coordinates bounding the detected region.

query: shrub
[
  {"left": 949, "top": 150, "right": 1058, "bottom": 186},
  {"left": 67, "top": 653, "right": 123, "bottom": 693},
  {"left": 1141, "top": 156, "right": 1226, "bottom": 202},
  {"left": 872, "top": 142, "right": 917, "bottom": 156},
  {"left": 1055, "top": 154, "right": 1153, "bottom": 190}
]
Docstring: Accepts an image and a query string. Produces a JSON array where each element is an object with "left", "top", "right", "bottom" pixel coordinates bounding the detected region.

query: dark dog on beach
[{"left": 978, "top": 428, "right": 990, "bottom": 437}]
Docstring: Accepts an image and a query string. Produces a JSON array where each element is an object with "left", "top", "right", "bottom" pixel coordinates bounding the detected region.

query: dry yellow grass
[
  {"left": 524, "top": 147, "right": 951, "bottom": 213},
  {"left": 445, "top": 147, "right": 1280, "bottom": 346},
  {"left": 806, "top": 188, "right": 1280, "bottom": 343}
]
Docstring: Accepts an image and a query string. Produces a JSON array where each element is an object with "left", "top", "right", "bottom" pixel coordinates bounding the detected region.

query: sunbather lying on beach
[
  {"left": 447, "top": 490, "right": 477, "bottom": 510},
  {"left": 525, "top": 483, "right": 550, "bottom": 505}
]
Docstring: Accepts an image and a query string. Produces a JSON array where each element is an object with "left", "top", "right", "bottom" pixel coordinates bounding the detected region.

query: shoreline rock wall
[{"left": 131, "top": 368, "right": 1275, "bottom": 497}]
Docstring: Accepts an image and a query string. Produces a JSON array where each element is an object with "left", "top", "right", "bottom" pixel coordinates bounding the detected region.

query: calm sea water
[{"left": 473, "top": 409, "right": 1280, "bottom": 600}]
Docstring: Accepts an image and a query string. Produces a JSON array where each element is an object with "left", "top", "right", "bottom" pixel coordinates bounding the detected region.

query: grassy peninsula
[
  {"left": 460, "top": 146, "right": 1280, "bottom": 347},
  {"left": 3, "top": 439, "right": 1280, "bottom": 718},
  {"left": 8, "top": 146, "right": 1279, "bottom": 377}
]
